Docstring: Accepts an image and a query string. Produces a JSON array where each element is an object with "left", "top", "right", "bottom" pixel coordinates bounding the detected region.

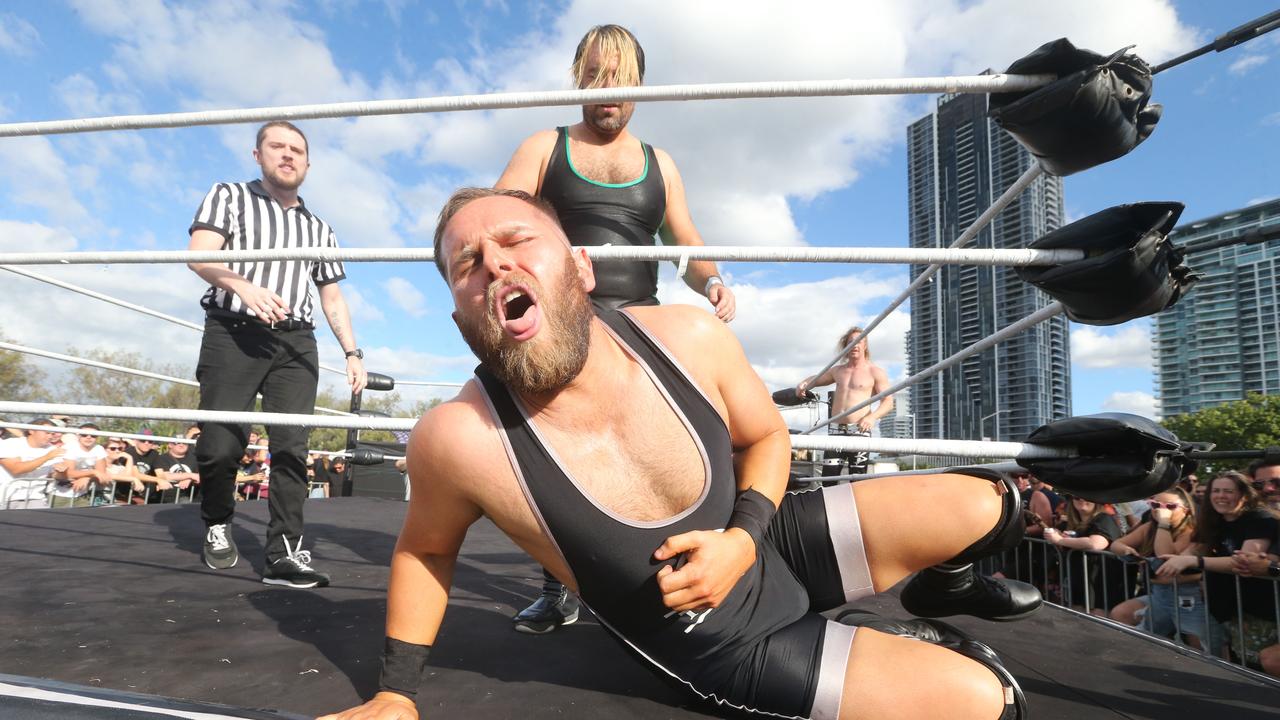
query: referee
[{"left": 187, "top": 121, "right": 367, "bottom": 588}]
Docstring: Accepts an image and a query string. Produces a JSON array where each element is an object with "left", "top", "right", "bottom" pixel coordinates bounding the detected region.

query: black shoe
[
  {"left": 262, "top": 539, "right": 330, "bottom": 588},
  {"left": 513, "top": 581, "right": 579, "bottom": 635},
  {"left": 900, "top": 564, "right": 1041, "bottom": 622},
  {"left": 952, "top": 638, "right": 1028, "bottom": 720},
  {"left": 203, "top": 523, "right": 239, "bottom": 570}
]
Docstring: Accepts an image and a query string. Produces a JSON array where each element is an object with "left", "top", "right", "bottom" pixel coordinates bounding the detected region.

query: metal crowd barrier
[{"left": 989, "top": 537, "right": 1280, "bottom": 678}]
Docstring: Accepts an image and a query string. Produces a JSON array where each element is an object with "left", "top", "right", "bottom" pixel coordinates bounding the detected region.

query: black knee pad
[{"left": 947, "top": 468, "right": 1024, "bottom": 566}]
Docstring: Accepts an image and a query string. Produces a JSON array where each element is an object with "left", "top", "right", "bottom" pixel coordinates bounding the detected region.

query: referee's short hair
[{"left": 256, "top": 121, "right": 309, "bottom": 154}]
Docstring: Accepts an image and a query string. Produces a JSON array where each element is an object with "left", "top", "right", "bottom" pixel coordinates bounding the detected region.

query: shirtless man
[
  {"left": 320, "top": 188, "right": 1054, "bottom": 720},
  {"left": 496, "top": 24, "right": 735, "bottom": 321},
  {"left": 796, "top": 327, "right": 893, "bottom": 474}
]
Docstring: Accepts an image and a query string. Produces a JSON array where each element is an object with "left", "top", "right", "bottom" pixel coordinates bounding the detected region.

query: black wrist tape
[
  {"left": 727, "top": 487, "right": 776, "bottom": 548},
  {"left": 379, "top": 636, "right": 431, "bottom": 699}
]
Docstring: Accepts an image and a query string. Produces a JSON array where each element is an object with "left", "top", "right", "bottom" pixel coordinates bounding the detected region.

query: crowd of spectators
[
  {"left": 999, "top": 461, "right": 1280, "bottom": 677},
  {"left": 0, "top": 417, "right": 350, "bottom": 509}
]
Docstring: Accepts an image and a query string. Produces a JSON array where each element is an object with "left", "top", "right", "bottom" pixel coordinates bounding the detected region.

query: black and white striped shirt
[{"left": 189, "top": 180, "right": 345, "bottom": 326}]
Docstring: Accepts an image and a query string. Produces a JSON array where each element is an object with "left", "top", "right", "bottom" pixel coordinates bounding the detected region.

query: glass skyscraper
[
  {"left": 1155, "top": 199, "right": 1280, "bottom": 417},
  {"left": 905, "top": 90, "right": 1071, "bottom": 442}
]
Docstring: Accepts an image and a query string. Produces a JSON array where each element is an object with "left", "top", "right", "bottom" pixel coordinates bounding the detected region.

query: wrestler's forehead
[{"left": 443, "top": 196, "right": 566, "bottom": 254}]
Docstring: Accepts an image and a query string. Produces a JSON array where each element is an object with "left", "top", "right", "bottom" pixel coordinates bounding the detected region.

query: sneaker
[
  {"left": 203, "top": 523, "right": 239, "bottom": 570},
  {"left": 262, "top": 537, "right": 330, "bottom": 588},
  {"left": 900, "top": 564, "right": 1041, "bottom": 622},
  {"left": 513, "top": 581, "right": 579, "bottom": 635}
]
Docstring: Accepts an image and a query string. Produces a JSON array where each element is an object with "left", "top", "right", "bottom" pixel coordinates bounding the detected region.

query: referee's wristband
[
  {"left": 704, "top": 275, "right": 724, "bottom": 296},
  {"left": 379, "top": 637, "right": 431, "bottom": 700}
]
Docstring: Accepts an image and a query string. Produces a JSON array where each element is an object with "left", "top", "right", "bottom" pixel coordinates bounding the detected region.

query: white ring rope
[
  {"left": 0, "top": 340, "right": 356, "bottom": 417},
  {"left": 807, "top": 302, "right": 1066, "bottom": 433},
  {"left": 0, "top": 244, "right": 1085, "bottom": 267},
  {"left": 0, "top": 421, "right": 401, "bottom": 460},
  {"left": 802, "top": 163, "right": 1046, "bottom": 387},
  {"left": 0, "top": 265, "right": 453, "bottom": 389},
  {"left": 0, "top": 400, "right": 1074, "bottom": 460},
  {"left": 394, "top": 380, "right": 466, "bottom": 388},
  {"left": 0, "top": 74, "right": 1055, "bottom": 139}
]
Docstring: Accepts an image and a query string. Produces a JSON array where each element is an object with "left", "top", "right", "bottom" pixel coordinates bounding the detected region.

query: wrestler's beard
[{"left": 457, "top": 256, "right": 594, "bottom": 396}]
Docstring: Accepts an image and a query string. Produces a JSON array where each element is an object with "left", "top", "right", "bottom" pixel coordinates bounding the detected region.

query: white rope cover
[
  {"left": 0, "top": 340, "right": 354, "bottom": 417},
  {"left": 809, "top": 302, "right": 1066, "bottom": 433},
  {"left": 803, "top": 163, "right": 1046, "bottom": 387},
  {"left": 0, "top": 74, "right": 1055, "bottom": 139},
  {"left": 0, "top": 401, "right": 1073, "bottom": 460},
  {"left": 0, "top": 245, "right": 1085, "bottom": 267}
]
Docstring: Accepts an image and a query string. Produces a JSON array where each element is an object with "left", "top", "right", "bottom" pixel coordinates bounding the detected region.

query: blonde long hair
[
  {"left": 838, "top": 326, "right": 870, "bottom": 360},
  {"left": 572, "top": 25, "right": 645, "bottom": 89}
]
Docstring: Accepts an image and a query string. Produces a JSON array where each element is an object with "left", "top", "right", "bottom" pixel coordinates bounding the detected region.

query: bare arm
[
  {"left": 0, "top": 448, "right": 64, "bottom": 477},
  {"left": 654, "top": 150, "right": 735, "bottom": 322},
  {"left": 188, "top": 228, "right": 292, "bottom": 323},
  {"left": 797, "top": 367, "right": 837, "bottom": 394},
  {"left": 317, "top": 282, "right": 368, "bottom": 394},
  {"left": 865, "top": 366, "right": 895, "bottom": 421},
  {"left": 494, "top": 130, "right": 558, "bottom": 195}
]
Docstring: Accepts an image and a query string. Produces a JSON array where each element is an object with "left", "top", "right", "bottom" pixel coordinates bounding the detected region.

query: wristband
[
  {"left": 379, "top": 637, "right": 431, "bottom": 699},
  {"left": 704, "top": 275, "right": 724, "bottom": 296},
  {"left": 1196, "top": 556, "right": 1205, "bottom": 571},
  {"left": 726, "top": 487, "right": 776, "bottom": 548}
]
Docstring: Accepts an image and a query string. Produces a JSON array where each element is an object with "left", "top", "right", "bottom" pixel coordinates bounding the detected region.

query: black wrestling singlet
[
  {"left": 540, "top": 127, "right": 666, "bottom": 310},
  {"left": 474, "top": 310, "right": 807, "bottom": 694}
]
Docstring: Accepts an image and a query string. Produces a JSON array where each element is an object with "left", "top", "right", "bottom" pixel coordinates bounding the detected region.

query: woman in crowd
[
  {"left": 1159, "top": 471, "right": 1278, "bottom": 670},
  {"left": 1108, "top": 487, "right": 1222, "bottom": 653},
  {"left": 1043, "top": 495, "right": 1123, "bottom": 614}
]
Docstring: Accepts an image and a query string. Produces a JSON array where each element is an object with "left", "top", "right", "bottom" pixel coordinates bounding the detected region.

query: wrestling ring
[{"left": 2, "top": 12, "right": 1280, "bottom": 720}]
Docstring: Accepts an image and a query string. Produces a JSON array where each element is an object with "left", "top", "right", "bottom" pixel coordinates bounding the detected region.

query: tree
[
  {"left": 0, "top": 327, "right": 48, "bottom": 404},
  {"left": 1161, "top": 393, "right": 1280, "bottom": 473}
]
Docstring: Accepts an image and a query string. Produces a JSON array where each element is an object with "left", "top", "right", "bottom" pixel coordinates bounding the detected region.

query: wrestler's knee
[{"left": 841, "top": 629, "right": 1005, "bottom": 720}]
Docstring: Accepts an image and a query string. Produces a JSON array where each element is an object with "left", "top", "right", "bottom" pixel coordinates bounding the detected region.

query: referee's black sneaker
[
  {"left": 202, "top": 523, "right": 239, "bottom": 570},
  {"left": 262, "top": 538, "right": 330, "bottom": 589}
]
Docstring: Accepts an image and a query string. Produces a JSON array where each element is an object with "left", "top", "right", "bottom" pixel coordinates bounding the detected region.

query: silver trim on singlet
[
  {"left": 822, "top": 485, "right": 875, "bottom": 603},
  {"left": 505, "top": 316, "right": 714, "bottom": 529},
  {"left": 811, "top": 621, "right": 856, "bottom": 720},
  {"left": 474, "top": 378, "right": 579, "bottom": 589},
  {"left": 617, "top": 309, "right": 729, "bottom": 435}
]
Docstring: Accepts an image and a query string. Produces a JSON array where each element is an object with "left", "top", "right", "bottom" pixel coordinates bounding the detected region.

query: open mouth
[{"left": 495, "top": 284, "right": 542, "bottom": 341}]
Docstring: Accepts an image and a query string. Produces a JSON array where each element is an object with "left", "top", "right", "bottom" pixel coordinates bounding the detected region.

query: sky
[{"left": 0, "top": 0, "right": 1276, "bottom": 436}]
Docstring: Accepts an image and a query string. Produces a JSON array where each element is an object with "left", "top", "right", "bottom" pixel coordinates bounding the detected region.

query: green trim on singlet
[{"left": 563, "top": 130, "right": 650, "bottom": 188}]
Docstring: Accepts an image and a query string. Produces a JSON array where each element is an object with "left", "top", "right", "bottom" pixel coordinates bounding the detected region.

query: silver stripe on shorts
[
  {"left": 811, "top": 620, "right": 856, "bottom": 720},
  {"left": 823, "top": 484, "right": 874, "bottom": 602}
]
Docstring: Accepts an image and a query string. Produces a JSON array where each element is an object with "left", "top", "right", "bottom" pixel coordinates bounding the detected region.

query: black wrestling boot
[
  {"left": 900, "top": 468, "right": 1042, "bottom": 622},
  {"left": 838, "top": 610, "right": 1025, "bottom": 719}
]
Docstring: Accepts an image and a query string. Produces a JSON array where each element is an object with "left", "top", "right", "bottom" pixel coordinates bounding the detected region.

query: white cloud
[
  {"left": 383, "top": 276, "right": 428, "bottom": 317},
  {"left": 1228, "top": 54, "right": 1268, "bottom": 76},
  {"left": 1248, "top": 195, "right": 1278, "bottom": 206},
  {"left": 0, "top": 138, "right": 93, "bottom": 231},
  {"left": 1263, "top": 112, "right": 1280, "bottom": 127},
  {"left": 1102, "top": 390, "right": 1157, "bottom": 419},
  {"left": 0, "top": 13, "right": 40, "bottom": 56},
  {"left": 1071, "top": 324, "right": 1152, "bottom": 370},
  {"left": 339, "top": 283, "right": 386, "bottom": 324}
]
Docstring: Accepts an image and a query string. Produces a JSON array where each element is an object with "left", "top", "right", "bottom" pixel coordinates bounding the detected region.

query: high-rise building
[
  {"left": 905, "top": 89, "right": 1071, "bottom": 442},
  {"left": 1154, "top": 199, "right": 1280, "bottom": 417}
]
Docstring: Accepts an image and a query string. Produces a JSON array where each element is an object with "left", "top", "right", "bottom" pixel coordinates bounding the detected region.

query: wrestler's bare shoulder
[
  {"left": 407, "top": 382, "right": 509, "bottom": 486},
  {"left": 621, "top": 305, "right": 735, "bottom": 373}
]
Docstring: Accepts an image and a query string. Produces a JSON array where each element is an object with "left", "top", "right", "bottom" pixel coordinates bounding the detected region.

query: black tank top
[
  {"left": 540, "top": 127, "right": 667, "bottom": 310},
  {"left": 474, "top": 310, "right": 806, "bottom": 683}
]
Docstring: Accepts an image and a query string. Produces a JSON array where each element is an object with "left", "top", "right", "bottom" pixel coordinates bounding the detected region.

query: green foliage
[
  {"left": 0, "top": 329, "right": 48, "bottom": 404},
  {"left": 1161, "top": 393, "right": 1280, "bottom": 473}
]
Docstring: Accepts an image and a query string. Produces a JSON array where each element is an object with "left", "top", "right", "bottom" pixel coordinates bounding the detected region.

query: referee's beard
[
  {"left": 457, "top": 253, "right": 592, "bottom": 396},
  {"left": 263, "top": 163, "right": 306, "bottom": 192}
]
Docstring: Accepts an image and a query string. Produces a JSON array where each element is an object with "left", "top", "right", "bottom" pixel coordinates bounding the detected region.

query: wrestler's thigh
[
  {"left": 839, "top": 627, "right": 1003, "bottom": 720},
  {"left": 848, "top": 473, "right": 1004, "bottom": 591}
]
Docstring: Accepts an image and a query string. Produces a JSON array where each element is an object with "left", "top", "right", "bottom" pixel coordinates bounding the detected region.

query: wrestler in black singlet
[
  {"left": 475, "top": 310, "right": 867, "bottom": 718},
  {"left": 540, "top": 126, "right": 667, "bottom": 310}
]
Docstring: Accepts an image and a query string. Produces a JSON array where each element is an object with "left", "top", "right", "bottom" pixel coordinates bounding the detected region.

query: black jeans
[{"left": 194, "top": 314, "right": 319, "bottom": 562}]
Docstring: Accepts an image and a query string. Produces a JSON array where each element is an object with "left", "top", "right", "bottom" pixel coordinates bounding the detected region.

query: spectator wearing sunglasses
[
  {"left": 1247, "top": 458, "right": 1280, "bottom": 512},
  {"left": 50, "top": 423, "right": 111, "bottom": 508},
  {"left": 0, "top": 418, "right": 69, "bottom": 509},
  {"left": 155, "top": 426, "right": 202, "bottom": 503}
]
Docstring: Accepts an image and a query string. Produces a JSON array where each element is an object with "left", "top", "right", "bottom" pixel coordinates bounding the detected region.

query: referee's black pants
[{"left": 194, "top": 314, "right": 319, "bottom": 562}]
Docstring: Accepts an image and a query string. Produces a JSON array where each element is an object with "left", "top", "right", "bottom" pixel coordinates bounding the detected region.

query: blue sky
[{"left": 0, "top": 1, "right": 1277, "bottom": 434}]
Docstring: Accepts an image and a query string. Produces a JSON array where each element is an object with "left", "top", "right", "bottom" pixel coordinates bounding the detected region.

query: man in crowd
[
  {"left": 187, "top": 121, "right": 367, "bottom": 588},
  {"left": 128, "top": 428, "right": 169, "bottom": 503},
  {"left": 155, "top": 426, "right": 202, "bottom": 503},
  {"left": 321, "top": 188, "right": 1041, "bottom": 720},
  {"left": 51, "top": 423, "right": 110, "bottom": 508},
  {"left": 1248, "top": 458, "right": 1280, "bottom": 511},
  {"left": 0, "top": 418, "right": 68, "bottom": 509},
  {"left": 495, "top": 24, "right": 737, "bottom": 633},
  {"left": 796, "top": 326, "right": 895, "bottom": 475}
]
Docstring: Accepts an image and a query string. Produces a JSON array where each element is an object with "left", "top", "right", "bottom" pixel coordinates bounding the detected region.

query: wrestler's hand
[
  {"left": 233, "top": 281, "right": 292, "bottom": 323},
  {"left": 316, "top": 692, "right": 419, "bottom": 720},
  {"left": 856, "top": 416, "right": 874, "bottom": 433},
  {"left": 654, "top": 528, "right": 755, "bottom": 613},
  {"left": 707, "top": 284, "right": 736, "bottom": 323}
]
